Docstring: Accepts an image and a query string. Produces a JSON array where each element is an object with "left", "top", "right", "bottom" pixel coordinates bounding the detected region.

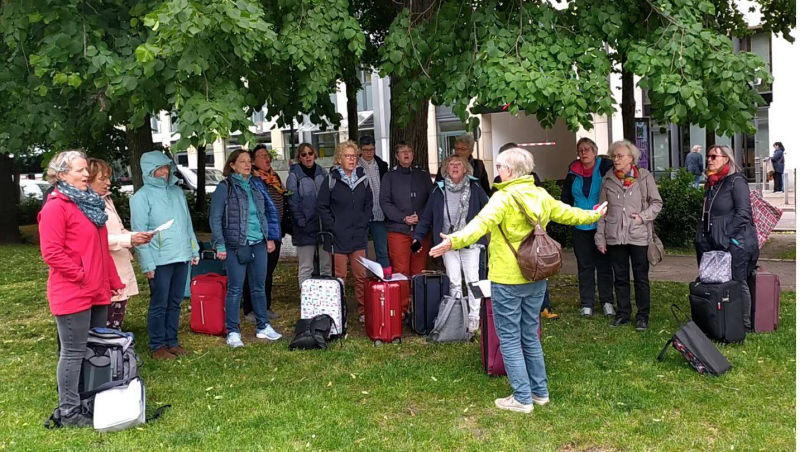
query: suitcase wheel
[
  {"left": 373, "top": 340, "right": 384, "bottom": 347},
  {"left": 392, "top": 338, "right": 401, "bottom": 345}
]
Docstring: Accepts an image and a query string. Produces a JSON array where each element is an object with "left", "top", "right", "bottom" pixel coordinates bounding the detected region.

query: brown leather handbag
[{"left": 498, "top": 195, "right": 562, "bottom": 281}]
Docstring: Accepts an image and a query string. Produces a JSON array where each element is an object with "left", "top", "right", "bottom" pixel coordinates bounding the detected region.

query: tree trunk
[
  {"left": 389, "top": 75, "right": 429, "bottom": 168},
  {"left": 621, "top": 61, "right": 636, "bottom": 142},
  {"left": 344, "top": 52, "right": 361, "bottom": 143},
  {"left": 0, "top": 154, "right": 22, "bottom": 243},
  {"left": 705, "top": 127, "right": 715, "bottom": 149},
  {"left": 195, "top": 145, "right": 207, "bottom": 213},
  {"left": 126, "top": 117, "right": 154, "bottom": 191}
]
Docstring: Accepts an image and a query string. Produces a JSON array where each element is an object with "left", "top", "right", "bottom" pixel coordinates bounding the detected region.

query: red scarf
[
  {"left": 614, "top": 166, "right": 638, "bottom": 188},
  {"left": 253, "top": 167, "right": 285, "bottom": 194},
  {"left": 570, "top": 160, "right": 595, "bottom": 178},
  {"left": 706, "top": 163, "right": 730, "bottom": 187}
]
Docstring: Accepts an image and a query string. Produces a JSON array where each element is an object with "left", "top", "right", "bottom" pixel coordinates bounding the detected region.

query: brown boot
[
  {"left": 541, "top": 308, "right": 560, "bottom": 320},
  {"left": 168, "top": 345, "right": 189, "bottom": 356},
  {"left": 152, "top": 347, "right": 177, "bottom": 360}
]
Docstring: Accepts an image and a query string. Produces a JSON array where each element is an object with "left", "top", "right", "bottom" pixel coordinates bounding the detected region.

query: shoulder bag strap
[
  {"left": 497, "top": 193, "right": 540, "bottom": 258},
  {"left": 657, "top": 338, "right": 675, "bottom": 362},
  {"left": 638, "top": 173, "right": 654, "bottom": 242}
]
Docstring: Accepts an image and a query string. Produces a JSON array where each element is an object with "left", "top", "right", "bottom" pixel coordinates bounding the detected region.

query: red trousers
[
  {"left": 387, "top": 232, "right": 431, "bottom": 311},
  {"left": 334, "top": 250, "right": 367, "bottom": 316}
]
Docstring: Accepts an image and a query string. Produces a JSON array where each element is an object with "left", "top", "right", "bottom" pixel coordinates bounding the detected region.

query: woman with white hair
[
  {"left": 39, "top": 150, "right": 125, "bottom": 427},
  {"left": 430, "top": 147, "right": 605, "bottom": 414},
  {"left": 595, "top": 140, "right": 662, "bottom": 331},
  {"left": 413, "top": 155, "right": 489, "bottom": 332},
  {"left": 695, "top": 144, "right": 758, "bottom": 329}
]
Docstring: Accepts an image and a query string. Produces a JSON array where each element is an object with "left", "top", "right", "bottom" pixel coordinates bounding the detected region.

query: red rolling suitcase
[
  {"left": 748, "top": 270, "right": 780, "bottom": 332},
  {"left": 480, "top": 297, "right": 541, "bottom": 376},
  {"left": 365, "top": 279, "right": 403, "bottom": 344},
  {"left": 190, "top": 273, "right": 227, "bottom": 336}
]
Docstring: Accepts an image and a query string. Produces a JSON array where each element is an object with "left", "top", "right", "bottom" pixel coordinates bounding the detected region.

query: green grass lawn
[{"left": 0, "top": 244, "right": 795, "bottom": 451}]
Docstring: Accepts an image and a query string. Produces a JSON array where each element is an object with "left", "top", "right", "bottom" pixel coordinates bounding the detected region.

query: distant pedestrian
[
  {"left": 130, "top": 150, "right": 200, "bottom": 359},
  {"left": 40, "top": 150, "right": 125, "bottom": 427},
  {"left": 358, "top": 135, "right": 390, "bottom": 268},
  {"left": 685, "top": 145, "right": 704, "bottom": 188},
  {"left": 771, "top": 142, "right": 785, "bottom": 193}
]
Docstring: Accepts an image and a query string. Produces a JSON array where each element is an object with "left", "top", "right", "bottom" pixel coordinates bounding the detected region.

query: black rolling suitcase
[
  {"left": 658, "top": 304, "right": 732, "bottom": 376},
  {"left": 688, "top": 280, "right": 746, "bottom": 343},
  {"left": 410, "top": 271, "right": 449, "bottom": 335}
]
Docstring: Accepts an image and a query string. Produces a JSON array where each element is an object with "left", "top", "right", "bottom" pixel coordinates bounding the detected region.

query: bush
[
  {"left": 654, "top": 168, "right": 704, "bottom": 247},
  {"left": 109, "top": 186, "right": 131, "bottom": 227},
  {"left": 18, "top": 197, "right": 42, "bottom": 225},
  {"left": 539, "top": 179, "right": 573, "bottom": 248},
  {"left": 185, "top": 191, "right": 213, "bottom": 233}
]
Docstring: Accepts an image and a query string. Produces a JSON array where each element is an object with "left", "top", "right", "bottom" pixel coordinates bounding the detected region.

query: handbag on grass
[
  {"left": 657, "top": 304, "right": 731, "bottom": 376},
  {"left": 498, "top": 194, "right": 562, "bottom": 281}
]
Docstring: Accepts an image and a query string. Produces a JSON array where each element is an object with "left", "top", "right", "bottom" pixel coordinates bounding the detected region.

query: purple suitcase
[{"left": 749, "top": 271, "right": 780, "bottom": 332}]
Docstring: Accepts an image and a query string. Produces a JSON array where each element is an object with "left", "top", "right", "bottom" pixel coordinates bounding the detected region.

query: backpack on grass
[{"left": 657, "top": 304, "right": 732, "bottom": 376}]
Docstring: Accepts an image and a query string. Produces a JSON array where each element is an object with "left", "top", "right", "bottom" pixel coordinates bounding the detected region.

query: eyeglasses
[
  {"left": 577, "top": 148, "right": 595, "bottom": 154},
  {"left": 707, "top": 154, "right": 726, "bottom": 161},
  {"left": 300, "top": 152, "right": 314, "bottom": 158},
  {"left": 495, "top": 164, "right": 507, "bottom": 170},
  {"left": 611, "top": 154, "right": 630, "bottom": 160},
  {"left": 342, "top": 154, "right": 358, "bottom": 160}
]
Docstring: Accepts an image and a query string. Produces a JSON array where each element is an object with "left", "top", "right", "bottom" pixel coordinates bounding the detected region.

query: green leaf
[{"left": 67, "top": 74, "right": 82, "bottom": 88}]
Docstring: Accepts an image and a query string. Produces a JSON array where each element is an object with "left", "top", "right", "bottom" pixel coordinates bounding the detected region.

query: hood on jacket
[{"left": 141, "top": 151, "right": 179, "bottom": 188}]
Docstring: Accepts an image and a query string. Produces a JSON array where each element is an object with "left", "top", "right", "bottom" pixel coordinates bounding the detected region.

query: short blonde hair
[
  {"left": 334, "top": 140, "right": 359, "bottom": 165},
  {"left": 496, "top": 147, "right": 534, "bottom": 179},
  {"left": 46, "top": 150, "right": 87, "bottom": 185},
  {"left": 610, "top": 140, "right": 640, "bottom": 165},
  {"left": 440, "top": 155, "right": 473, "bottom": 178},
  {"left": 707, "top": 144, "right": 739, "bottom": 172}
]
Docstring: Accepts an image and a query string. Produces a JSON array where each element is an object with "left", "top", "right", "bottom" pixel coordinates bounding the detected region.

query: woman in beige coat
[
  {"left": 595, "top": 140, "right": 662, "bottom": 331},
  {"left": 88, "top": 159, "right": 153, "bottom": 328}
]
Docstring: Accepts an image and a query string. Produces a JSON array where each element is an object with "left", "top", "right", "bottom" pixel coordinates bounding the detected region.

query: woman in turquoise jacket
[{"left": 130, "top": 150, "right": 199, "bottom": 359}]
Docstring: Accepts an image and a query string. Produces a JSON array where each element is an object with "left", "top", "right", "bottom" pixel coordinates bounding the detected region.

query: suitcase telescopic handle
[{"left": 313, "top": 231, "right": 335, "bottom": 277}]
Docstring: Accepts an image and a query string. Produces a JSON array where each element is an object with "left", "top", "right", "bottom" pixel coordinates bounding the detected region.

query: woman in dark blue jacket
[
  {"left": 286, "top": 143, "right": 330, "bottom": 287},
  {"left": 210, "top": 149, "right": 281, "bottom": 348},
  {"left": 413, "top": 155, "right": 488, "bottom": 332},
  {"left": 317, "top": 141, "right": 373, "bottom": 321}
]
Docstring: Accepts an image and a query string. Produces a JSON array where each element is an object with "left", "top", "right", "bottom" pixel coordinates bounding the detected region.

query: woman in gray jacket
[{"left": 595, "top": 140, "right": 662, "bottom": 331}]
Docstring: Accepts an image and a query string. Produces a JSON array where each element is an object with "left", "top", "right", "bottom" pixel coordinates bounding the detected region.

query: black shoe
[
  {"left": 635, "top": 319, "right": 648, "bottom": 331},
  {"left": 60, "top": 408, "right": 93, "bottom": 428},
  {"left": 610, "top": 317, "right": 630, "bottom": 327}
]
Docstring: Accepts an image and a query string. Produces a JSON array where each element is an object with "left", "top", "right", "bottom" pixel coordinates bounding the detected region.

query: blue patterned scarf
[{"left": 56, "top": 181, "right": 108, "bottom": 227}]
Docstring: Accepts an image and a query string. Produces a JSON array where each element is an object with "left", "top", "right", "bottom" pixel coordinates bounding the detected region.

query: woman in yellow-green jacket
[{"left": 431, "top": 147, "right": 606, "bottom": 414}]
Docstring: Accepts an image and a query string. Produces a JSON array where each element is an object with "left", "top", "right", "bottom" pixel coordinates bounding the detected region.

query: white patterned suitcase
[{"left": 300, "top": 232, "right": 347, "bottom": 338}]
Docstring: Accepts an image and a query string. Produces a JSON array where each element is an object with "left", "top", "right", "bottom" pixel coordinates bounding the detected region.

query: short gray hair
[
  {"left": 610, "top": 140, "right": 640, "bottom": 165},
  {"left": 440, "top": 155, "right": 473, "bottom": 178},
  {"left": 496, "top": 147, "right": 534, "bottom": 179},
  {"left": 691, "top": 145, "right": 702, "bottom": 153},
  {"left": 707, "top": 144, "right": 739, "bottom": 172},
  {"left": 454, "top": 133, "right": 475, "bottom": 148},
  {"left": 46, "top": 150, "right": 87, "bottom": 185}
]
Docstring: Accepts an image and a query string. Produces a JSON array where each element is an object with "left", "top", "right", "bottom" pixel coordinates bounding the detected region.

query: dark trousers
[
  {"left": 56, "top": 304, "right": 108, "bottom": 415},
  {"left": 148, "top": 262, "right": 189, "bottom": 351},
  {"left": 573, "top": 229, "right": 614, "bottom": 309},
  {"left": 243, "top": 241, "right": 281, "bottom": 314},
  {"left": 607, "top": 245, "right": 650, "bottom": 322},
  {"left": 773, "top": 172, "right": 784, "bottom": 192}
]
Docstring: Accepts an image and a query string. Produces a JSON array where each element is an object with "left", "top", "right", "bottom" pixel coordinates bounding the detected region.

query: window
[
  {"left": 150, "top": 116, "right": 161, "bottom": 134},
  {"left": 651, "top": 124, "right": 671, "bottom": 177},
  {"left": 170, "top": 113, "right": 179, "bottom": 134},
  {"left": 357, "top": 71, "right": 373, "bottom": 112},
  {"left": 742, "top": 32, "right": 772, "bottom": 92}
]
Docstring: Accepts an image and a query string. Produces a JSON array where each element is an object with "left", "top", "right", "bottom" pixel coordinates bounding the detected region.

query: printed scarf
[
  {"left": 443, "top": 176, "right": 471, "bottom": 233},
  {"left": 706, "top": 163, "right": 730, "bottom": 187},
  {"left": 56, "top": 181, "right": 108, "bottom": 227},
  {"left": 614, "top": 166, "right": 639, "bottom": 188},
  {"left": 253, "top": 167, "right": 285, "bottom": 194}
]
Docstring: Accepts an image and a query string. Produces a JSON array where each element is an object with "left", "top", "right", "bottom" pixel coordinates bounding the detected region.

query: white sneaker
[
  {"left": 256, "top": 324, "right": 282, "bottom": 341},
  {"left": 468, "top": 316, "right": 480, "bottom": 333},
  {"left": 226, "top": 332, "right": 244, "bottom": 348},
  {"left": 531, "top": 394, "right": 550, "bottom": 406},
  {"left": 494, "top": 395, "right": 533, "bottom": 413},
  {"left": 603, "top": 303, "right": 616, "bottom": 317},
  {"left": 580, "top": 307, "right": 593, "bottom": 317}
]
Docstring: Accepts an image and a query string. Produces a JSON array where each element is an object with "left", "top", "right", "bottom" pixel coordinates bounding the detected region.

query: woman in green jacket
[{"left": 431, "top": 147, "right": 606, "bottom": 414}]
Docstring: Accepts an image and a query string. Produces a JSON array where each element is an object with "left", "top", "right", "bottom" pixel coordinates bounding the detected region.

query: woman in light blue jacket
[
  {"left": 130, "top": 150, "right": 199, "bottom": 359},
  {"left": 210, "top": 149, "right": 282, "bottom": 348}
]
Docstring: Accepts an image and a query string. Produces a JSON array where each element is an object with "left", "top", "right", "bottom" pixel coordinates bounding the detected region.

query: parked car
[
  {"left": 175, "top": 165, "right": 224, "bottom": 194},
  {"left": 19, "top": 179, "right": 51, "bottom": 201}
]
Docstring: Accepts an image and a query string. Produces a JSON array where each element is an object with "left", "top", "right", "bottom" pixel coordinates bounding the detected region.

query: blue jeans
[
  {"left": 368, "top": 221, "right": 390, "bottom": 268},
  {"left": 148, "top": 262, "right": 189, "bottom": 351},
  {"left": 225, "top": 241, "right": 269, "bottom": 333},
  {"left": 491, "top": 280, "right": 548, "bottom": 405},
  {"left": 692, "top": 175, "right": 701, "bottom": 188}
]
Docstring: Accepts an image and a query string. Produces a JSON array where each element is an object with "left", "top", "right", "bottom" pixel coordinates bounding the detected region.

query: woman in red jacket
[{"left": 39, "top": 150, "right": 125, "bottom": 428}]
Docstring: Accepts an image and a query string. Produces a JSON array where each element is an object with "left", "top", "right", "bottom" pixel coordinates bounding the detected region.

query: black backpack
[
  {"left": 658, "top": 304, "right": 732, "bottom": 376},
  {"left": 289, "top": 315, "right": 335, "bottom": 351}
]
